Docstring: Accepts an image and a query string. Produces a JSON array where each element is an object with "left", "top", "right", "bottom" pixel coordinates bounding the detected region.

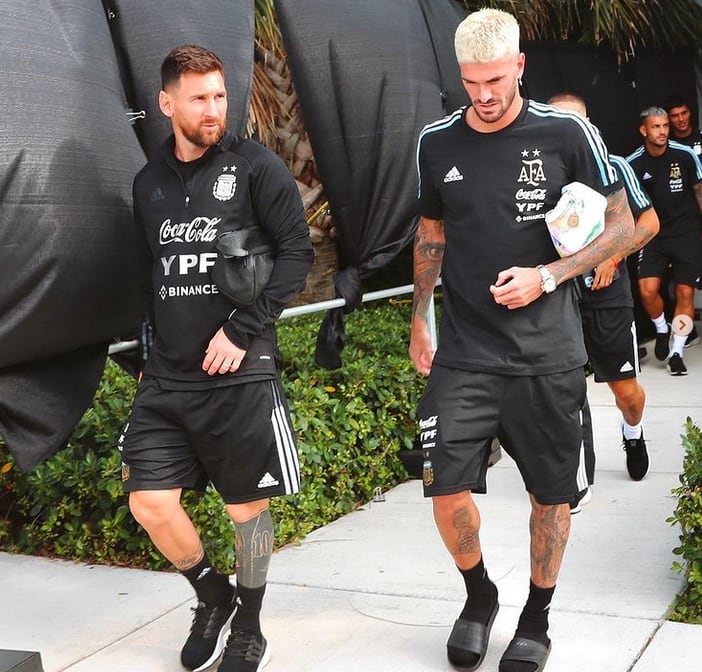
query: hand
[
  {"left": 202, "top": 327, "right": 247, "bottom": 375},
  {"left": 409, "top": 321, "right": 435, "bottom": 376},
  {"left": 489, "top": 266, "right": 544, "bottom": 309},
  {"left": 591, "top": 257, "right": 618, "bottom": 290}
]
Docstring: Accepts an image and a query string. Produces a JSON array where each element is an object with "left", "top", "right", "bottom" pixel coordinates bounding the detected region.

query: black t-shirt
[
  {"left": 626, "top": 141, "right": 702, "bottom": 239},
  {"left": 673, "top": 129, "right": 702, "bottom": 158},
  {"left": 577, "top": 155, "right": 652, "bottom": 309},
  {"left": 417, "top": 99, "right": 620, "bottom": 375}
]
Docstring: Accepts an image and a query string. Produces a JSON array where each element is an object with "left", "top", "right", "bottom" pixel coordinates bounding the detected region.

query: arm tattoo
[
  {"left": 173, "top": 543, "right": 205, "bottom": 571},
  {"left": 622, "top": 208, "right": 659, "bottom": 258},
  {"left": 550, "top": 187, "right": 634, "bottom": 284},
  {"left": 412, "top": 217, "right": 445, "bottom": 325}
]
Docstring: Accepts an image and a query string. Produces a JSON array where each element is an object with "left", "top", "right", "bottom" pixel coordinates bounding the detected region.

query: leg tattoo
[
  {"left": 529, "top": 500, "right": 570, "bottom": 587},
  {"left": 173, "top": 542, "right": 205, "bottom": 571},
  {"left": 454, "top": 506, "right": 481, "bottom": 556},
  {"left": 235, "top": 508, "right": 274, "bottom": 589}
]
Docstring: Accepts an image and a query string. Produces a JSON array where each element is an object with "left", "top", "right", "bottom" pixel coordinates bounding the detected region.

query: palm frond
[{"left": 459, "top": 0, "right": 702, "bottom": 58}]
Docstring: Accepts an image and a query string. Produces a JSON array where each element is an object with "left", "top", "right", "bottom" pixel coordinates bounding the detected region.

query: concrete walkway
[{"left": 1, "top": 340, "right": 701, "bottom": 671}]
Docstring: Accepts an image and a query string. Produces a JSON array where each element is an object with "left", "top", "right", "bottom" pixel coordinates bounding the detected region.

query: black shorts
[
  {"left": 638, "top": 235, "right": 702, "bottom": 286},
  {"left": 119, "top": 377, "right": 300, "bottom": 504},
  {"left": 581, "top": 308, "right": 639, "bottom": 382},
  {"left": 417, "top": 365, "right": 586, "bottom": 505}
]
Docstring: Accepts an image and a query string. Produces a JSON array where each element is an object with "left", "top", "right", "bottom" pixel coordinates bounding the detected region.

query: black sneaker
[
  {"left": 181, "top": 592, "right": 237, "bottom": 672},
  {"left": 218, "top": 629, "right": 270, "bottom": 672},
  {"left": 569, "top": 487, "right": 592, "bottom": 514},
  {"left": 654, "top": 328, "right": 670, "bottom": 361},
  {"left": 667, "top": 353, "right": 688, "bottom": 376},
  {"left": 623, "top": 432, "right": 649, "bottom": 481},
  {"left": 685, "top": 326, "right": 699, "bottom": 348}
]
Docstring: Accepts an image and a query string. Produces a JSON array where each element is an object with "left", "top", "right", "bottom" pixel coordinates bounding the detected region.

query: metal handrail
[{"left": 107, "top": 281, "right": 439, "bottom": 355}]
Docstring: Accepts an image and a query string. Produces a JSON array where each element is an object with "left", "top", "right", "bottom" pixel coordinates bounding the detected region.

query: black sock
[
  {"left": 499, "top": 582, "right": 554, "bottom": 672},
  {"left": 458, "top": 557, "right": 498, "bottom": 623},
  {"left": 232, "top": 583, "right": 266, "bottom": 635},
  {"left": 181, "top": 553, "right": 234, "bottom": 606},
  {"left": 515, "top": 581, "right": 554, "bottom": 645}
]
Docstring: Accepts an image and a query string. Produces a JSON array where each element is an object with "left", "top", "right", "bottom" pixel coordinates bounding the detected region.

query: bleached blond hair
[{"left": 454, "top": 8, "right": 520, "bottom": 64}]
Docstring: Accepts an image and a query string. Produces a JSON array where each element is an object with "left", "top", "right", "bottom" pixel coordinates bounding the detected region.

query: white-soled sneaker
[
  {"left": 570, "top": 487, "right": 592, "bottom": 514},
  {"left": 667, "top": 353, "right": 688, "bottom": 376},
  {"left": 218, "top": 628, "right": 270, "bottom": 672},
  {"left": 684, "top": 326, "right": 699, "bottom": 348},
  {"left": 181, "top": 592, "right": 237, "bottom": 672}
]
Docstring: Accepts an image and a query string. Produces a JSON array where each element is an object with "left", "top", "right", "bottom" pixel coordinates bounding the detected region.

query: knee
[
  {"left": 129, "top": 490, "right": 180, "bottom": 530},
  {"left": 675, "top": 285, "right": 694, "bottom": 305},
  {"left": 612, "top": 381, "right": 642, "bottom": 407},
  {"left": 529, "top": 496, "right": 565, "bottom": 517},
  {"left": 433, "top": 492, "right": 478, "bottom": 524},
  {"left": 638, "top": 284, "right": 656, "bottom": 303},
  {"left": 226, "top": 499, "right": 269, "bottom": 525}
]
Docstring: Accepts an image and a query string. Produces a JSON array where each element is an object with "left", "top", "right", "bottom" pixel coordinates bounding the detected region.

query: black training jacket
[{"left": 132, "top": 131, "right": 313, "bottom": 387}]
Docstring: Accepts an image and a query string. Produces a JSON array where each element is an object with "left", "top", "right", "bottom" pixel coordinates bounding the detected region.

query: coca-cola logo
[
  {"left": 515, "top": 188, "right": 547, "bottom": 201},
  {"left": 159, "top": 217, "right": 221, "bottom": 245}
]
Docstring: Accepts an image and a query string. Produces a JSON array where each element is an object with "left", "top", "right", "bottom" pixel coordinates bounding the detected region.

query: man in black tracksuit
[
  {"left": 120, "top": 45, "right": 313, "bottom": 672},
  {"left": 627, "top": 107, "right": 702, "bottom": 376}
]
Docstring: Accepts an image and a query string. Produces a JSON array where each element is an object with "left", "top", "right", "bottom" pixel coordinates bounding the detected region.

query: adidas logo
[
  {"left": 619, "top": 361, "right": 634, "bottom": 373},
  {"left": 150, "top": 187, "right": 165, "bottom": 201},
  {"left": 642, "top": 171, "right": 653, "bottom": 180},
  {"left": 257, "top": 472, "right": 279, "bottom": 489},
  {"left": 443, "top": 166, "right": 463, "bottom": 183},
  {"left": 196, "top": 567, "right": 212, "bottom": 581}
]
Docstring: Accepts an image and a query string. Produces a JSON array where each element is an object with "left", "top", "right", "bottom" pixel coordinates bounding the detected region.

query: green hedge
[
  {"left": 669, "top": 417, "right": 702, "bottom": 623},
  {"left": 0, "top": 301, "right": 424, "bottom": 572}
]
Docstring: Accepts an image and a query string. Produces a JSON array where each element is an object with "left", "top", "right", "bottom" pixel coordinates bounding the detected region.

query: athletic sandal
[
  {"left": 499, "top": 636, "right": 551, "bottom": 672},
  {"left": 446, "top": 601, "right": 499, "bottom": 671}
]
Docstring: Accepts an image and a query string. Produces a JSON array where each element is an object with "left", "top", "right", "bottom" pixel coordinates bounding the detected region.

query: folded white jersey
[{"left": 544, "top": 181, "right": 607, "bottom": 257}]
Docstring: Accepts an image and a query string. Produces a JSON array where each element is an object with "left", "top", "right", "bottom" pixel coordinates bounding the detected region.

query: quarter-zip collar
[{"left": 159, "top": 131, "right": 237, "bottom": 208}]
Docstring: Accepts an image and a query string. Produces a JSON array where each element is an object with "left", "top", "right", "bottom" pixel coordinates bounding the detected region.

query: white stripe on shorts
[
  {"left": 575, "top": 407, "right": 589, "bottom": 492},
  {"left": 631, "top": 321, "right": 640, "bottom": 377},
  {"left": 269, "top": 380, "right": 301, "bottom": 494}
]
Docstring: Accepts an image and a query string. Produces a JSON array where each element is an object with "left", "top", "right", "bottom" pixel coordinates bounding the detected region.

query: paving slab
[
  {"left": 0, "top": 332, "right": 701, "bottom": 672},
  {"left": 0, "top": 554, "right": 191, "bottom": 672},
  {"left": 632, "top": 621, "right": 702, "bottom": 671}
]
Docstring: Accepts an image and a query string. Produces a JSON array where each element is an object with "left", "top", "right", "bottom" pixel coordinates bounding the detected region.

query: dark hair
[
  {"left": 160, "top": 44, "right": 224, "bottom": 90},
  {"left": 663, "top": 95, "right": 689, "bottom": 112}
]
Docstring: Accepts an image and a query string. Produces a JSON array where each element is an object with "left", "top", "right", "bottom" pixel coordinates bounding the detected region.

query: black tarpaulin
[
  {"left": 103, "top": 0, "right": 255, "bottom": 159},
  {"left": 0, "top": 1, "right": 145, "bottom": 469},
  {"left": 275, "top": 0, "right": 467, "bottom": 368},
  {"left": 0, "top": 347, "right": 108, "bottom": 472}
]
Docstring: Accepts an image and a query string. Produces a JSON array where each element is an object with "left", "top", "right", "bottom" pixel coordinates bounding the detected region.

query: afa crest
[
  {"left": 213, "top": 172, "right": 237, "bottom": 201},
  {"left": 423, "top": 458, "right": 434, "bottom": 487}
]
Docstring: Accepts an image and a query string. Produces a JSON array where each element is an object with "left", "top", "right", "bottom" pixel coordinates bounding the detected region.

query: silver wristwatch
[{"left": 537, "top": 265, "right": 557, "bottom": 294}]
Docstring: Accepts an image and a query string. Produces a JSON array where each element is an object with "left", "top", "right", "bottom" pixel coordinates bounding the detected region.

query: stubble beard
[
  {"left": 183, "top": 119, "right": 227, "bottom": 149},
  {"left": 472, "top": 80, "right": 518, "bottom": 125}
]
